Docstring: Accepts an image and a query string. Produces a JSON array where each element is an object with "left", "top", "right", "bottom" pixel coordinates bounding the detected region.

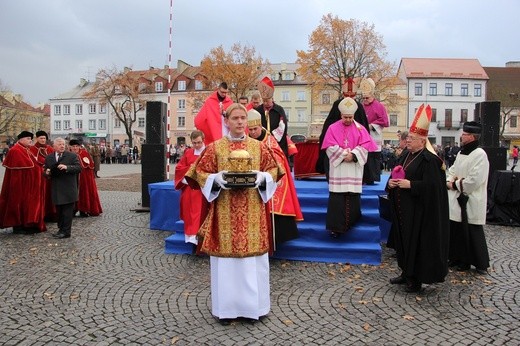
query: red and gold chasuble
[{"left": 186, "top": 137, "right": 283, "bottom": 258}]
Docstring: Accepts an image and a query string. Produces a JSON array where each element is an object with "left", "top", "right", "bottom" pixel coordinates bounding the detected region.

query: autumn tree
[
  {"left": 84, "top": 67, "right": 150, "bottom": 147},
  {"left": 296, "top": 14, "right": 397, "bottom": 103},
  {"left": 486, "top": 82, "right": 520, "bottom": 140},
  {"left": 199, "top": 43, "right": 270, "bottom": 103},
  {"left": 0, "top": 80, "right": 18, "bottom": 138}
]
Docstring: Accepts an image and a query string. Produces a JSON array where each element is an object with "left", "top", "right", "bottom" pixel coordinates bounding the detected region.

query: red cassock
[
  {"left": 263, "top": 135, "right": 303, "bottom": 221},
  {"left": 174, "top": 148, "right": 208, "bottom": 238},
  {"left": 75, "top": 148, "right": 103, "bottom": 216},
  {"left": 194, "top": 91, "right": 233, "bottom": 145},
  {"left": 30, "top": 143, "right": 57, "bottom": 221},
  {"left": 0, "top": 143, "right": 46, "bottom": 231}
]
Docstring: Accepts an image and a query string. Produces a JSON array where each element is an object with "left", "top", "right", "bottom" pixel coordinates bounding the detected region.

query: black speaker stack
[
  {"left": 473, "top": 101, "right": 506, "bottom": 174},
  {"left": 141, "top": 101, "right": 167, "bottom": 208}
]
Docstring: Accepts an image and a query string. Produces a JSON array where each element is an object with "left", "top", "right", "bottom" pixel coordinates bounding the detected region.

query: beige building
[{"left": 0, "top": 92, "right": 48, "bottom": 146}]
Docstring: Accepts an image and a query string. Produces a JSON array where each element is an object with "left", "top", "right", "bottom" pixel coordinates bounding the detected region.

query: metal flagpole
[{"left": 166, "top": 0, "right": 174, "bottom": 180}]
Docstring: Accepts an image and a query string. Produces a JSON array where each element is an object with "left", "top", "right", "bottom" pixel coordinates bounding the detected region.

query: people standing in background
[
  {"left": 69, "top": 139, "right": 102, "bottom": 217},
  {"left": 194, "top": 82, "right": 234, "bottom": 145},
  {"left": 30, "top": 130, "right": 57, "bottom": 222},
  {"left": 447, "top": 121, "right": 490, "bottom": 274},
  {"left": 321, "top": 98, "right": 377, "bottom": 238},
  {"left": 43, "top": 137, "right": 82, "bottom": 239},
  {"left": 386, "top": 104, "right": 449, "bottom": 293},
  {"left": 0, "top": 131, "right": 46, "bottom": 234},
  {"left": 186, "top": 103, "right": 283, "bottom": 325},
  {"left": 255, "top": 76, "right": 289, "bottom": 158},
  {"left": 360, "top": 78, "right": 389, "bottom": 184},
  {"left": 511, "top": 145, "right": 518, "bottom": 169},
  {"left": 133, "top": 145, "right": 139, "bottom": 163},
  {"left": 174, "top": 130, "right": 208, "bottom": 247}
]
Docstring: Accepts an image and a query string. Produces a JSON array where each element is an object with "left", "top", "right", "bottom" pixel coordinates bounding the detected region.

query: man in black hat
[
  {"left": 0, "top": 131, "right": 47, "bottom": 234},
  {"left": 30, "top": 130, "right": 57, "bottom": 221},
  {"left": 446, "top": 121, "right": 490, "bottom": 274}
]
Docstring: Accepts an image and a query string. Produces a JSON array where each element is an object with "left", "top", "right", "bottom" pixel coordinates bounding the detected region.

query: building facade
[{"left": 397, "top": 58, "right": 488, "bottom": 147}]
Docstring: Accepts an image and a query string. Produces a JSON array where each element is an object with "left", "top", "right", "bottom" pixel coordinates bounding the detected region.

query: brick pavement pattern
[{"left": 0, "top": 164, "right": 519, "bottom": 345}]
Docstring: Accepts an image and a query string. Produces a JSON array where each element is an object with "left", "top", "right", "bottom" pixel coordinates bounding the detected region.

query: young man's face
[
  {"left": 191, "top": 136, "right": 204, "bottom": 151},
  {"left": 224, "top": 109, "right": 247, "bottom": 137},
  {"left": 36, "top": 135, "right": 47, "bottom": 145}
]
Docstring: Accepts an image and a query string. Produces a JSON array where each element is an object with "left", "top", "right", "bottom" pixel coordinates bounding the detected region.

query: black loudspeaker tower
[
  {"left": 146, "top": 101, "right": 166, "bottom": 144},
  {"left": 482, "top": 147, "right": 507, "bottom": 181},
  {"left": 140, "top": 143, "right": 166, "bottom": 208},
  {"left": 474, "top": 101, "right": 501, "bottom": 147}
]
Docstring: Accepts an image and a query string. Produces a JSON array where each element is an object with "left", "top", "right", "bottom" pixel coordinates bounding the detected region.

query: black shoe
[
  {"left": 13, "top": 226, "right": 27, "bottom": 234},
  {"left": 457, "top": 264, "right": 470, "bottom": 272},
  {"left": 448, "top": 260, "right": 460, "bottom": 268},
  {"left": 79, "top": 212, "right": 89, "bottom": 217},
  {"left": 218, "top": 318, "right": 233, "bottom": 326},
  {"left": 53, "top": 233, "right": 70, "bottom": 239},
  {"left": 475, "top": 268, "right": 488, "bottom": 275},
  {"left": 390, "top": 275, "right": 406, "bottom": 285},
  {"left": 405, "top": 282, "right": 422, "bottom": 293},
  {"left": 241, "top": 317, "right": 257, "bottom": 325}
]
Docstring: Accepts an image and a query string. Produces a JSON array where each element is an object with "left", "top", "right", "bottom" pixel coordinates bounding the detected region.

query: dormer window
[
  {"left": 155, "top": 82, "right": 163, "bottom": 92},
  {"left": 178, "top": 80, "right": 186, "bottom": 91}
]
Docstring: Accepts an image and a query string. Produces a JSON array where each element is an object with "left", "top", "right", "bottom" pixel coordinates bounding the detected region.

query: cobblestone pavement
[{"left": 0, "top": 164, "right": 519, "bottom": 345}]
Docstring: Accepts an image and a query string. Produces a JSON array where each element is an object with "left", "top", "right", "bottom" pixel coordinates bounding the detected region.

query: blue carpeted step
[{"left": 162, "top": 173, "right": 391, "bottom": 264}]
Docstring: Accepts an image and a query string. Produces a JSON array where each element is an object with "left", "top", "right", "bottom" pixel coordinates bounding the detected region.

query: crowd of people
[
  {"left": 1, "top": 75, "right": 499, "bottom": 327},
  {"left": 167, "top": 76, "right": 496, "bottom": 324},
  {"left": 0, "top": 131, "right": 103, "bottom": 239}
]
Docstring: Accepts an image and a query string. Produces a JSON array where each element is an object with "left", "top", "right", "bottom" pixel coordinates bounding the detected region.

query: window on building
[
  {"left": 474, "top": 84, "right": 482, "bottom": 97},
  {"left": 297, "top": 109, "right": 306, "bottom": 122},
  {"left": 285, "top": 109, "right": 290, "bottom": 119},
  {"left": 178, "top": 99, "right": 186, "bottom": 109},
  {"left": 75, "top": 104, "right": 83, "bottom": 115},
  {"left": 281, "top": 91, "right": 290, "bottom": 101},
  {"left": 414, "top": 83, "right": 423, "bottom": 96},
  {"left": 54, "top": 105, "right": 61, "bottom": 115},
  {"left": 54, "top": 121, "right": 61, "bottom": 130},
  {"left": 155, "top": 81, "right": 163, "bottom": 92},
  {"left": 89, "top": 120, "right": 96, "bottom": 130},
  {"left": 322, "top": 93, "right": 331, "bottom": 104},
  {"left": 99, "top": 103, "right": 107, "bottom": 114},
  {"left": 76, "top": 120, "right": 83, "bottom": 130},
  {"left": 445, "top": 83, "right": 453, "bottom": 96},
  {"left": 461, "top": 109, "right": 468, "bottom": 123},
  {"left": 89, "top": 103, "right": 96, "bottom": 114},
  {"left": 283, "top": 72, "right": 293, "bottom": 80},
  {"left": 461, "top": 83, "right": 469, "bottom": 96},
  {"left": 63, "top": 120, "right": 71, "bottom": 130},
  {"left": 429, "top": 83, "right": 437, "bottom": 96},
  {"left": 511, "top": 115, "right": 517, "bottom": 128},
  {"left": 138, "top": 117, "right": 145, "bottom": 127},
  {"left": 99, "top": 119, "right": 106, "bottom": 130},
  {"left": 389, "top": 114, "right": 398, "bottom": 126},
  {"left": 177, "top": 116, "right": 186, "bottom": 127},
  {"left": 445, "top": 109, "right": 453, "bottom": 127},
  {"left": 114, "top": 118, "right": 121, "bottom": 128},
  {"left": 195, "top": 80, "right": 203, "bottom": 90},
  {"left": 431, "top": 108, "right": 437, "bottom": 122},
  {"left": 297, "top": 91, "right": 306, "bottom": 101},
  {"left": 178, "top": 80, "right": 186, "bottom": 91},
  {"left": 63, "top": 105, "right": 70, "bottom": 115}
]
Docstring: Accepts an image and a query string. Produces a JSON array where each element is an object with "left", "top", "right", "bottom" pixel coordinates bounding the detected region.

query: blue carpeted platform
[{"left": 159, "top": 174, "right": 390, "bottom": 264}]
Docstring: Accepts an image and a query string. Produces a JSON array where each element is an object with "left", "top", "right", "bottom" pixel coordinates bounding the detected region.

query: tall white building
[{"left": 397, "top": 58, "right": 488, "bottom": 147}]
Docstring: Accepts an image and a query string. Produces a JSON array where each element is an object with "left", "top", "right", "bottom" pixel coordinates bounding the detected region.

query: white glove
[
  {"left": 254, "top": 170, "right": 266, "bottom": 188},
  {"left": 214, "top": 171, "right": 230, "bottom": 190}
]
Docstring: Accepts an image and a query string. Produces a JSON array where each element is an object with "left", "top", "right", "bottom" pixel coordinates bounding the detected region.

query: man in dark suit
[{"left": 43, "top": 137, "right": 82, "bottom": 239}]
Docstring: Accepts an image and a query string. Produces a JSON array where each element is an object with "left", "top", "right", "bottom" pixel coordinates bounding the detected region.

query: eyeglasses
[
  {"left": 406, "top": 136, "right": 422, "bottom": 141},
  {"left": 363, "top": 97, "right": 370, "bottom": 100}
]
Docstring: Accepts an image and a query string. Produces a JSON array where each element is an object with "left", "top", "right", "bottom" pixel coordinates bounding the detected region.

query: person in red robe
[
  {"left": 194, "top": 82, "right": 233, "bottom": 145},
  {"left": 174, "top": 130, "right": 209, "bottom": 246},
  {"left": 0, "top": 131, "right": 46, "bottom": 234},
  {"left": 247, "top": 109, "right": 303, "bottom": 248},
  {"left": 30, "top": 130, "right": 57, "bottom": 222},
  {"left": 69, "top": 139, "right": 103, "bottom": 217}
]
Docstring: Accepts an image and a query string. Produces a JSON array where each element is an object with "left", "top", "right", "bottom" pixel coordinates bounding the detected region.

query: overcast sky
[{"left": 1, "top": 0, "right": 518, "bottom": 106}]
